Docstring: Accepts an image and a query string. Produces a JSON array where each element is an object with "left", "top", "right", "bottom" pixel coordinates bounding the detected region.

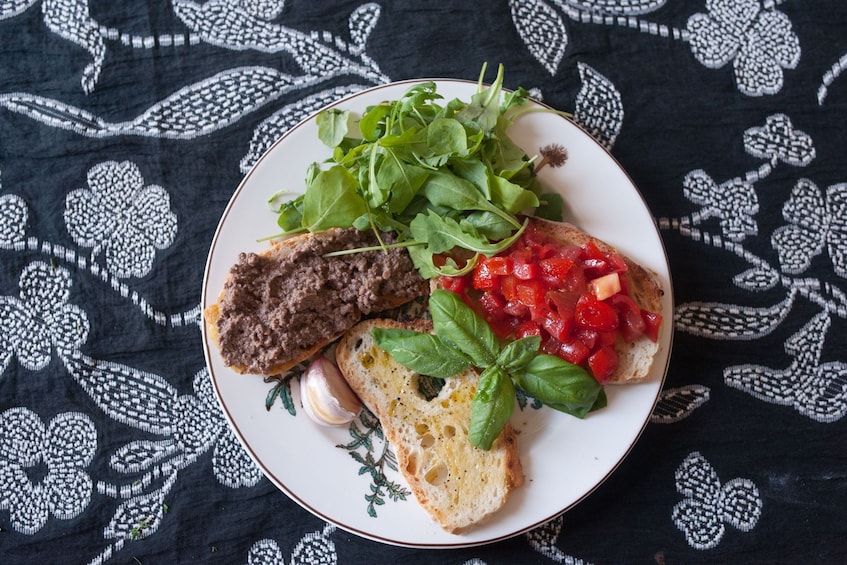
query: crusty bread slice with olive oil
[{"left": 336, "top": 318, "right": 524, "bottom": 534}]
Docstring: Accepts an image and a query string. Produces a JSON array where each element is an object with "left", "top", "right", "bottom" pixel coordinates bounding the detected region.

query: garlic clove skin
[{"left": 300, "top": 354, "right": 362, "bottom": 427}]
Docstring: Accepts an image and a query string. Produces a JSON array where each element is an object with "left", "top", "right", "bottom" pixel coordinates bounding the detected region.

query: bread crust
[{"left": 336, "top": 318, "right": 524, "bottom": 534}]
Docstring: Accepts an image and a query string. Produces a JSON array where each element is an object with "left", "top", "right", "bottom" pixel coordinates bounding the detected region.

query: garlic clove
[{"left": 300, "top": 354, "right": 362, "bottom": 427}]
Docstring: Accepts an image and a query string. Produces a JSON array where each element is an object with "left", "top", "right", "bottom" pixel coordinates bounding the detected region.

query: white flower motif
[
  {"left": 248, "top": 538, "right": 285, "bottom": 565},
  {"left": 687, "top": 0, "right": 800, "bottom": 96},
  {"left": 0, "top": 408, "right": 96, "bottom": 534},
  {"left": 0, "top": 193, "right": 28, "bottom": 247},
  {"left": 771, "top": 179, "right": 847, "bottom": 277},
  {"left": 64, "top": 160, "right": 177, "bottom": 279},
  {"left": 683, "top": 169, "right": 759, "bottom": 241},
  {"left": 0, "top": 261, "right": 89, "bottom": 372},
  {"left": 743, "top": 113, "right": 815, "bottom": 167},
  {"left": 672, "top": 451, "right": 761, "bottom": 550}
]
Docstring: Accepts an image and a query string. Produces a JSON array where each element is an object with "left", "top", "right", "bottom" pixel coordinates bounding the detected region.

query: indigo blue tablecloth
[{"left": 1, "top": 1, "right": 846, "bottom": 563}]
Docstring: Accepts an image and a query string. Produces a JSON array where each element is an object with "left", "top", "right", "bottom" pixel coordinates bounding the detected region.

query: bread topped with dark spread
[{"left": 204, "top": 227, "right": 427, "bottom": 375}]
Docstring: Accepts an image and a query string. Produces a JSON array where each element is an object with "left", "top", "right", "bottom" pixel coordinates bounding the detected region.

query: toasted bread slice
[
  {"left": 336, "top": 318, "right": 524, "bottom": 534},
  {"left": 205, "top": 228, "right": 427, "bottom": 375},
  {"left": 527, "top": 217, "right": 664, "bottom": 383}
]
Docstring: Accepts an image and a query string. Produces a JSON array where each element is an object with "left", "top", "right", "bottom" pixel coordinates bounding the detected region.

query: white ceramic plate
[{"left": 201, "top": 79, "right": 673, "bottom": 548}]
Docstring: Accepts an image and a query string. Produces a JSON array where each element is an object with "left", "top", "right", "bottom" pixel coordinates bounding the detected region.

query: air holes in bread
[{"left": 424, "top": 462, "right": 448, "bottom": 486}]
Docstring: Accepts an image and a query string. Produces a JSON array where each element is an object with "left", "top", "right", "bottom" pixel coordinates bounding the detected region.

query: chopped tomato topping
[{"left": 441, "top": 227, "right": 661, "bottom": 382}]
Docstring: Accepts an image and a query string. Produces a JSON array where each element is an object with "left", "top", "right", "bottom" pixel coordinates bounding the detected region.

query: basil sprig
[{"left": 373, "top": 290, "right": 606, "bottom": 450}]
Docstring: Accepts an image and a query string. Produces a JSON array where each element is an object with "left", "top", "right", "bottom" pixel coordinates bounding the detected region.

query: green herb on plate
[
  {"left": 373, "top": 289, "right": 606, "bottom": 450},
  {"left": 271, "top": 63, "right": 563, "bottom": 279}
]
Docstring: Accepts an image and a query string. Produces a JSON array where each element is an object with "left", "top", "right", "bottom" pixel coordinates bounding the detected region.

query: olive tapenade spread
[{"left": 213, "top": 227, "right": 427, "bottom": 374}]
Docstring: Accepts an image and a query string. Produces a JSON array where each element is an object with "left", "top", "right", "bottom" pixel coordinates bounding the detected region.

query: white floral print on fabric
[
  {"left": 682, "top": 169, "right": 759, "bottom": 242},
  {"left": 672, "top": 451, "right": 761, "bottom": 550},
  {"left": 526, "top": 515, "right": 588, "bottom": 563},
  {"left": 772, "top": 179, "right": 847, "bottom": 278},
  {"left": 687, "top": 0, "right": 800, "bottom": 96},
  {"left": 0, "top": 193, "right": 28, "bottom": 247},
  {"left": 0, "top": 261, "right": 89, "bottom": 373},
  {"left": 509, "top": 0, "right": 798, "bottom": 97},
  {"left": 725, "top": 312, "right": 847, "bottom": 423},
  {"left": 246, "top": 524, "right": 340, "bottom": 565},
  {"left": 64, "top": 160, "right": 177, "bottom": 279},
  {"left": 0, "top": 407, "right": 97, "bottom": 534},
  {"left": 662, "top": 110, "right": 847, "bottom": 422}
]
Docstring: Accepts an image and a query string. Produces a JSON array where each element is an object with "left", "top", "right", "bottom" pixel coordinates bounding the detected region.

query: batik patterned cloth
[{"left": 1, "top": 1, "right": 845, "bottom": 563}]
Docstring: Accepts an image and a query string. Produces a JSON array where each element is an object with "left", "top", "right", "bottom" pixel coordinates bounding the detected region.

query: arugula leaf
[
  {"left": 469, "top": 365, "right": 515, "bottom": 450},
  {"left": 301, "top": 165, "right": 366, "bottom": 231},
  {"left": 371, "top": 328, "right": 472, "bottom": 379},
  {"left": 272, "top": 63, "right": 564, "bottom": 280},
  {"left": 316, "top": 109, "right": 349, "bottom": 149}
]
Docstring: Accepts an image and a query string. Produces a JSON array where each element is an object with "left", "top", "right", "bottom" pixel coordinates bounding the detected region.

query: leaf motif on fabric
[
  {"left": 732, "top": 264, "right": 779, "bottom": 291},
  {"left": 0, "top": 0, "right": 39, "bottom": 19},
  {"left": 237, "top": 0, "right": 286, "bottom": 21},
  {"left": 103, "top": 484, "right": 168, "bottom": 541},
  {"left": 172, "top": 0, "right": 387, "bottom": 82},
  {"left": 559, "top": 0, "right": 667, "bottom": 16},
  {"left": 574, "top": 62, "right": 623, "bottom": 150},
  {"left": 672, "top": 451, "right": 761, "bottom": 550},
  {"left": 247, "top": 538, "right": 285, "bottom": 565},
  {"left": 526, "top": 515, "right": 587, "bottom": 563},
  {"left": 0, "top": 69, "right": 320, "bottom": 140},
  {"left": 41, "top": 0, "right": 106, "bottom": 93},
  {"left": 651, "top": 385, "right": 711, "bottom": 424},
  {"left": 348, "top": 3, "right": 381, "bottom": 54},
  {"left": 290, "top": 524, "right": 339, "bottom": 565},
  {"left": 743, "top": 113, "right": 815, "bottom": 167},
  {"left": 240, "top": 84, "right": 366, "bottom": 174},
  {"left": 725, "top": 312, "right": 847, "bottom": 422},
  {"left": 110, "top": 440, "right": 179, "bottom": 474},
  {"left": 509, "top": 0, "right": 567, "bottom": 75},
  {"left": 675, "top": 291, "right": 794, "bottom": 340}
]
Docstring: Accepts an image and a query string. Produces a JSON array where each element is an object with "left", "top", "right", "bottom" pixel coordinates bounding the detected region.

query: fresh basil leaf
[
  {"left": 429, "top": 289, "right": 499, "bottom": 367},
  {"left": 371, "top": 328, "right": 472, "bottom": 379},
  {"left": 316, "top": 109, "right": 349, "bottom": 149},
  {"left": 469, "top": 365, "right": 515, "bottom": 450},
  {"left": 301, "top": 165, "right": 366, "bottom": 231},
  {"left": 496, "top": 336, "right": 541, "bottom": 373},
  {"left": 513, "top": 354, "right": 603, "bottom": 418}
]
